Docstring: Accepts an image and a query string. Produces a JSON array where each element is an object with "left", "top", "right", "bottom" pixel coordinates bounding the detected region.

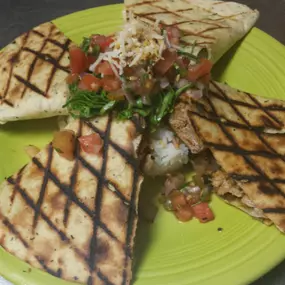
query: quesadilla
[
  {"left": 170, "top": 81, "right": 285, "bottom": 232},
  {"left": 0, "top": 115, "right": 144, "bottom": 285},
  {"left": 0, "top": 22, "right": 71, "bottom": 124},
  {"left": 125, "top": 0, "right": 259, "bottom": 63}
]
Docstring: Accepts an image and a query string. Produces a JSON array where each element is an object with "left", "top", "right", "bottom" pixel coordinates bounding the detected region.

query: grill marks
[
  {"left": 33, "top": 144, "right": 54, "bottom": 230},
  {"left": 196, "top": 81, "right": 285, "bottom": 202},
  {"left": 2, "top": 218, "right": 29, "bottom": 248},
  {"left": 84, "top": 120, "right": 138, "bottom": 169},
  {"left": 209, "top": 88, "right": 285, "bottom": 111},
  {"left": 2, "top": 217, "right": 61, "bottom": 278},
  {"left": 2, "top": 116, "right": 141, "bottom": 284},
  {"left": 45, "top": 38, "right": 71, "bottom": 95},
  {"left": 6, "top": 177, "right": 69, "bottom": 242},
  {"left": 0, "top": 22, "right": 71, "bottom": 105},
  {"left": 32, "top": 154, "right": 119, "bottom": 243},
  {"left": 130, "top": 1, "right": 229, "bottom": 42},
  {"left": 263, "top": 208, "right": 285, "bottom": 214},
  {"left": 206, "top": 142, "right": 282, "bottom": 159},
  {"left": 20, "top": 26, "right": 53, "bottom": 99},
  {"left": 246, "top": 92, "right": 283, "bottom": 128},
  {"left": 210, "top": 82, "right": 285, "bottom": 163},
  {"left": 78, "top": 156, "right": 131, "bottom": 209},
  {"left": 88, "top": 116, "right": 112, "bottom": 283},
  {"left": 22, "top": 47, "right": 69, "bottom": 73},
  {"left": 230, "top": 174, "right": 285, "bottom": 185},
  {"left": 14, "top": 75, "right": 46, "bottom": 97},
  {"left": 0, "top": 32, "right": 29, "bottom": 106},
  {"left": 63, "top": 120, "right": 82, "bottom": 227}
]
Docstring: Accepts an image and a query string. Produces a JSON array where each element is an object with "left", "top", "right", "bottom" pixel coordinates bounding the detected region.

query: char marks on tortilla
[
  {"left": 0, "top": 22, "right": 71, "bottom": 124},
  {"left": 0, "top": 115, "right": 144, "bottom": 285},
  {"left": 170, "top": 80, "right": 285, "bottom": 232},
  {"left": 125, "top": 0, "right": 259, "bottom": 63}
]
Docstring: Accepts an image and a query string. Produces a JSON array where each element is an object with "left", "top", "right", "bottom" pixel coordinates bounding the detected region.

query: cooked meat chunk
[{"left": 169, "top": 101, "right": 204, "bottom": 154}]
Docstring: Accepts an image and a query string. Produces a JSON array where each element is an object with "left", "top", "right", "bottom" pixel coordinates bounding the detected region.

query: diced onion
[{"left": 185, "top": 89, "right": 203, "bottom": 100}]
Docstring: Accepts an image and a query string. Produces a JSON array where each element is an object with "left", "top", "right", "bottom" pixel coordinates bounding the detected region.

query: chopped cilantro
[
  {"left": 81, "top": 37, "right": 91, "bottom": 54},
  {"left": 92, "top": 44, "right": 100, "bottom": 56}
]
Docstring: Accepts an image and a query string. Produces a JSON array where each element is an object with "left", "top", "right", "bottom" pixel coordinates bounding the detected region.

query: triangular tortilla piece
[
  {"left": 0, "top": 22, "right": 72, "bottom": 124},
  {"left": 0, "top": 115, "right": 144, "bottom": 285},
  {"left": 125, "top": 0, "right": 259, "bottom": 63},
  {"left": 172, "top": 81, "right": 285, "bottom": 232}
]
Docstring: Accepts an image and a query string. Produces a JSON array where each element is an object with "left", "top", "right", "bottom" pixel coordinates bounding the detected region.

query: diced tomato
[
  {"left": 69, "top": 46, "right": 88, "bottom": 74},
  {"left": 66, "top": 73, "right": 79, "bottom": 85},
  {"left": 169, "top": 190, "right": 187, "bottom": 210},
  {"left": 154, "top": 49, "right": 177, "bottom": 76},
  {"left": 175, "top": 205, "right": 194, "bottom": 222},
  {"left": 78, "top": 74, "right": 102, "bottom": 91},
  {"left": 187, "top": 58, "right": 213, "bottom": 82},
  {"left": 199, "top": 73, "right": 211, "bottom": 85},
  {"left": 52, "top": 130, "right": 76, "bottom": 161},
  {"left": 91, "top": 35, "right": 114, "bottom": 52},
  {"left": 102, "top": 76, "right": 122, "bottom": 92},
  {"left": 87, "top": 55, "right": 97, "bottom": 66},
  {"left": 96, "top": 61, "right": 115, "bottom": 76},
  {"left": 166, "top": 27, "right": 181, "bottom": 45},
  {"left": 78, "top": 133, "right": 103, "bottom": 154},
  {"left": 192, "top": 202, "right": 215, "bottom": 223}
]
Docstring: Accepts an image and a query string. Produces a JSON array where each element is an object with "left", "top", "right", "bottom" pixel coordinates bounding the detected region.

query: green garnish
[
  {"left": 81, "top": 37, "right": 91, "bottom": 54},
  {"left": 100, "top": 101, "right": 117, "bottom": 115},
  {"left": 177, "top": 50, "right": 198, "bottom": 61},
  {"left": 65, "top": 81, "right": 194, "bottom": 131},
  {"left": 63, "top": 83, "right": 116, "bottom": 118},
  {"left": 92, "top": 44, "right": 100, "bottom": 56},
  {"left": 156, "top": 88, "right": 176, "bottom": 122},
  {"left": 175, "top": 83, "right": 194, "bottom": 97}
]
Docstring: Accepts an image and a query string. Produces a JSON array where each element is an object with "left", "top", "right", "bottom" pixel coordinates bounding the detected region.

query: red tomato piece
[
  {"left": 187, "top": 58, "right": 213, "bottom": 82},
  {"left": 166, "top": 26, "right": 181, "bottom": 45},
  {"left": 69, "top": 47, "right": 88, "bottom": 74},
  {"left": 66, "top": 73, "right": 79, "bottom": 85},
  {"left": 78, "top": 74, "right": 102, "bottom": 91},
  {"left": 102, "top": 77, "right": 122, "bottom": 92},
  {"left": 78, "top": 133, "right": 103, "bottom": 154},
  {"left": 91, "top": 35, "right": 114, "bottom": 52},
  {"left": 87, "top": 55, "right": 97, "bottom": 66},
  {"left": 96, "top": 61, "right": 115, "bottom": 76},
  {"left": 199, "top": 73, "right": 211, "bottom": 85},
  {"left": 192, "top": 202, "right": 215, "bottom": 223},
  {"left": 154, "top": 49, "right": 177, "bottom": 76}
]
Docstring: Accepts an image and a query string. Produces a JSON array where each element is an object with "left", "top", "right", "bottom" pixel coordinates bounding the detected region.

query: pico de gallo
[
  {"left": 64, "top": 12, "right": 213, "bottom": 131},
  {"left": 160, "top": 173, "right": 215, "bottom": 223}
]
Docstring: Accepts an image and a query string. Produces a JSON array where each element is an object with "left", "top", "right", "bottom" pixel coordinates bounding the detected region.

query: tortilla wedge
[
  {"left": 125, "top": 0, "right": 259, "bottom": 63},
  {"left": 0, "top": 115, "right": 144, "bottom": 285},
  {"left": 170, "top": 81, "right": 285, "bottom": 232},
  {"left": 0, "top": 22, "right": 71, "bottom": 124}
]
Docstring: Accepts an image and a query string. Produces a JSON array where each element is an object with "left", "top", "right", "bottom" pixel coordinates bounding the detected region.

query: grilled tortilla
[
  {"left": 125, "top": 0, "right": 259, "bottom": 63},
  {"left": 170, "top": 81, "right": 285, "bottom": 232},
  {"left": 0, "top": 22, "right": 71, "bottom": 124},
  {"left": 0, "top": 115, "right": 144, "bottom": 285}
]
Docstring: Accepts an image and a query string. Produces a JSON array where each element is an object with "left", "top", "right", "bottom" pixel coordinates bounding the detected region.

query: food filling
[{"left": 64, "top": 11, "right": 212, "bottom": 132}]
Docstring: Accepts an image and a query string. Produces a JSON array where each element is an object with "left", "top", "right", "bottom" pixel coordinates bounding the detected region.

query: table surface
[{"left": 1, "top": 0, "right": 285, "bottom": 285}]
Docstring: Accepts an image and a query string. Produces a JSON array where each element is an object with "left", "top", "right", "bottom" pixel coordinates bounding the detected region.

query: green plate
[{"left": 1, "top": 4, "right": 285, "bottom": 285}]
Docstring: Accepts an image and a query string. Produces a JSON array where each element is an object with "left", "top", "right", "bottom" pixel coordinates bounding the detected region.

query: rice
[{"left": 143, "top": 127, "right": 189, "bottom": 176}]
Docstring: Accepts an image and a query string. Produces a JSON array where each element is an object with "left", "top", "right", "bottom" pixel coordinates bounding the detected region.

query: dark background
[{"left": 1, "top": 1, "right": 285, "bottom": 284}]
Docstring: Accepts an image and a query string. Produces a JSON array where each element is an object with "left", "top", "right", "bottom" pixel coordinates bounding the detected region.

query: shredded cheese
[{"left": 89, "top": 11, "right": 166, "bottom": 75}]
